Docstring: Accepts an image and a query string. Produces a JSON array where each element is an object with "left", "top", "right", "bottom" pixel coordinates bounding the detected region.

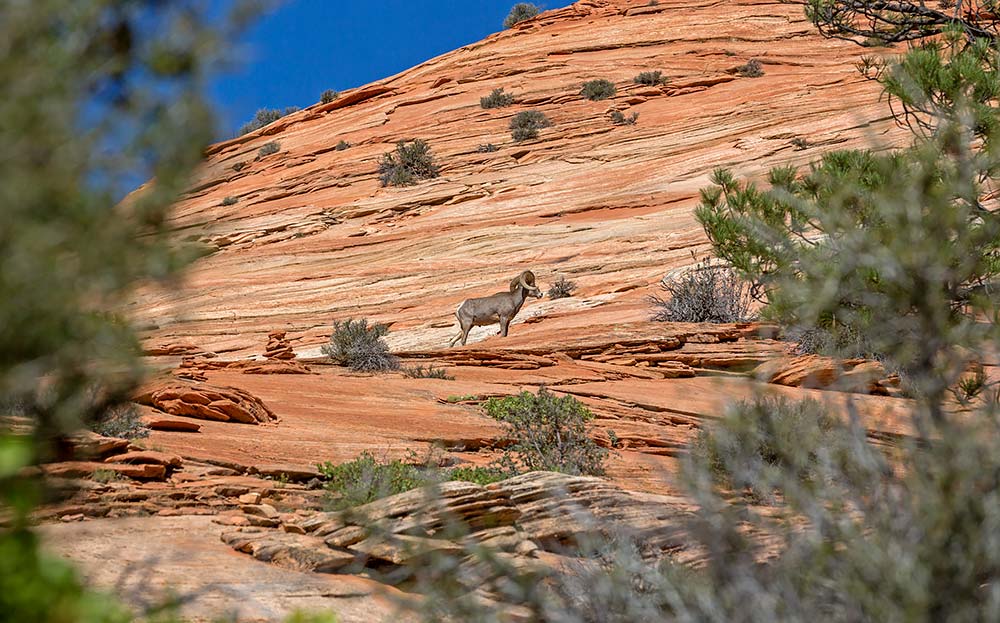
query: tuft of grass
[
  {"left": 503, "top": 3, "right": 541, "bottom": 28},
  {"left": 736, "top": 59, "right": 764, "bottom": 78},
  {"left": 91, "top": 468, "right": 126, "bottom": 484},
  {"left": 581, "top": 79, "right": 617, "bottom": 101},
  {"left": 548, "top": 276, "right": 577, "bottom": 299},
  {"left": 634, "top": 71, "right": 664, "bottom": 86},
  {"left": 446, "top": 394, "right": 480, "bottom": 403},
  {"left": 378, "top": 139, "right": 440, "bottom": 187},
  {"left": 791, "top": 137, "right": 809, "bottom": 150},
  {"left": 481, "top": 88, "right": 515, "bottom": 109},
  {"left": 476, "top": 143, "right": 500, "bottom": 153},
  {"left": 509, "top": 110, "right": 552, "bottom": 142},
  {"left": 334, "top": 140, "right": 351, "bottom": 151},
  {"left": 610, "top": 110, "right": 639, "bottom": 126},
  {"left": 220, "top": 196, "right": 238, "bottom": 206},
  {"left": 484, "top": 388, "right": 607, "bottom": 476},
  {"left": 320, "top": 89, "right": 338, "bottom": 104},
  {"left": 257, "top": 141, "right": 280, "bottom": 158},
  {"left": 322, "top": 318, "right": 399, "bottom": 372},
  {"left": 403, "top": 365, "right": 454, "bottom": 380},
  {"left": 90, "top": 403, "right": 149, "bottom": 440},
  {"left": 650, "top": 262, "right": 753, "bottom": 323}
]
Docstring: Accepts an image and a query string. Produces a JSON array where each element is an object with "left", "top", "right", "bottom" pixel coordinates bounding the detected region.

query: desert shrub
[
  {"left": 238, "top": 108, "right": 282, "bottom": 135},
  {"left": 258, "top": 141, "right": 280, "bottom": 157},
  {"left": 480, "top": 87, "right": 515, "bottom": 109},
  {"left": 322, "top": 318, "right": 400, "bottom": 372},
  {"left": 403, "top": 365, "right": 454, "bottom": 380},
  {"left": 692, "top": 396, "right": 856, "bottom": 498},
  {"left": 509, "top": 110, "right": 552, "bottom": 142},
  {"left": 476, "top": 143, "right": 500, "bottom": 153},
  {"left": 447, "top": 465, "right": 509, "bottom": 486},
  {"left": 220, "top": 195, "right": 238, "bottom": 206},
  {"left": 378, "top": 139, "right": 440, "bottom": 187},
  {"left": 320, "top": 89, "right": 338, "bottom": 104},
  {"left": 232, "top": 161, "right": 248, "bottom": 172},
  {"left": 634, "top": 70, "right": 663, "bottom": 85},
  {"left": 580, "top": 79, "right": 616, "bottom": 101},
  {"left": 548, "top": 276, "right": 577, "bottom": 299},
  {"left": 736, "top": 58, "right": 764, "bottom": 77},
  {"left": 319, "top": 451, "right": 425, "bottom": 509},
  {"left": 650, "top": 263, "right": 753, "bottom": 323},
  {"left": 89, "top": 403, "right": 149, "bottom": 440},
  {"left": 319, "top": 452, "right": 512, "bottom": 509},
  {"left": 610, "top": 110, "right": 639, "bottom": 125},
  {"left": 504, "top": 3, "right": 541, "bottom": 28},
  {"left": 484, "top": 388, "right": 607, "bottom": 476},
  {"left": 335, "top": 140, "right": 351, "bottom": 151}
]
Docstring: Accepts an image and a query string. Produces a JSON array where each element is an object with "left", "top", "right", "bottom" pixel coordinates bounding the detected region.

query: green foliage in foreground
[
  {"left": 693, "top": 396, "right": 857, "bottom": 499},
  {"left": 697, "top": 35, "right": 1000, "bottom": 412}
]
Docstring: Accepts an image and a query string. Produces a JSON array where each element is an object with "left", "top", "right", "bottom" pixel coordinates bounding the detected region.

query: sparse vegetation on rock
[
  {"left": 503, "top": 3, "right": 541, "bottom": 28},
  {"left": 735, "top": 58, "right": 764, "bottom": 77},
  {"left": 90, "top": 404, "right": 149, "bottom": 440},
  {"left": 650, "top": 263, "right": 753, "bottom": 323},
  {"left": 322, "top": 318, "right": 399, "bottom": 372},
  {"left": 318, "top": 452, "right": 510, "bottom": 509},
  {"left": 257, "top": 141, "right": 281, "bottom": 157},
  {"left": 476, "top": 143, "right": 500, "bottom": 153},
  {"left": 484, "top": 388, "right": 607, "bottom": 476},
  {"left": 402, "top": 365, "right": 454, "bottom": 380},
  {"left": 320, "top": 89, "right": 338, "bottom": 104},
  {"left": 480, "top": 87, "right": 515, "bottom": 109},
  {"left": 220, "top": 196, "right": 238, "bottom": 206},
  {"left": 334, "top": 140, "right": 351, "bottom": 151},
  {"left": 378, "top": 139, "right": 440, "bottom": 187},
  {"left": 238, "top": 107, "right": 299, "bottom": 136},
  {"left": 634, "top": 70, "right": 664, "bottom": 85},
  {"left": 581, "top": 79, "right": 617, "bottom": 101},
  {"left": 610, "top": 110, "right": 639, "bottom": 125},
  {"left": 547, "top": 276, "right": 577, "bottom": 299},
  {"left": 509, "top": 110, "right": 551, "bottom": 142}
]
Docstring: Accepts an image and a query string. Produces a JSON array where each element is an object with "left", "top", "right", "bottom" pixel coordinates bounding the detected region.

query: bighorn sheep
[{"left": 449, "top": 270, "right": 543, "bottom": 347}]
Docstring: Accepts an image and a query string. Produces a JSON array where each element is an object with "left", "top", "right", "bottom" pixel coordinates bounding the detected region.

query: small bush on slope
[
  {"left": 322, "top": 318, "right": 399, "bottom": 372},
  {"left": 484, "top": 388, "right": 607, "bottom": 476},
  {"left": 504, "top": 3, "right": 541, "bottom": 28},
  {"left": 581, "top": 79, "right": 616, "bottom": 101},
  {"left": 378, "top": 140, "right": 440, "bottom": 187},
  {"left": 650, "top": 262, "right": 753, "bottom": 323},
  {"left": 481, "top": 87, "right": 515, "bottom": 109},
  {"left": 509, "top": 110, "right": 551, "bottom": 142}
]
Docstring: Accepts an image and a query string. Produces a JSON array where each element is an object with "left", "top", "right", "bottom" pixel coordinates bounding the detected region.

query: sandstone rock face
[
  {"left": 135, "top": 380, "right": 279, "bottom": 424},
  {"left": 128, "top": 0, "right": 908, "bottom": 358},
  {"left": 223, "top": 472, "right": 697, "bottom": 588}
]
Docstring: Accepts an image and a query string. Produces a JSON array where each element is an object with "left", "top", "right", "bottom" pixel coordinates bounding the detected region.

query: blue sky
[{"left": 211, "top": 1, "right": 576, "bottom": 137}]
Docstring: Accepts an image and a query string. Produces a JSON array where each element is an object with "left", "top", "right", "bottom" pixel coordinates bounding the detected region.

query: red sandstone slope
[{"left": 133, "top": 0, "right": 906, "bottom": 357}]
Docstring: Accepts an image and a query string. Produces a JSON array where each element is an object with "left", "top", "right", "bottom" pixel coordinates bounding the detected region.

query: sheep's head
[{"left": 510, "top": 270, "right": 543, "bottom": 298}]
